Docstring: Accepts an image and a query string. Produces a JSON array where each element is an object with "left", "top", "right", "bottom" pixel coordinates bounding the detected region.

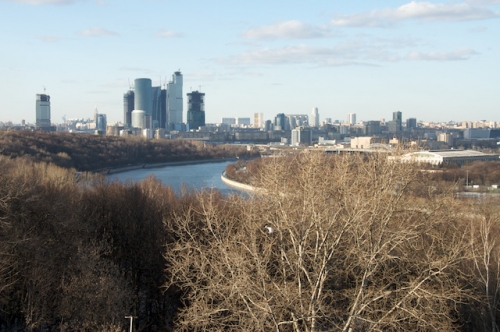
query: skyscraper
[
  {"left": 348, "top": 113, "right": 356, "bottom": 125},
  {"left": 167, "top": 71, "right": 183, "bottom": 130},
  {"left": 36, "top": 93, "right": 51, "bottom": 127},
  {"left": 407, "top": 118, "right": 417, "bottom": 130},
  {"left": 123, "top": 90, "right": 134, "bottom": 128},
  {"left": 187, "top": 90, "right": 205, "bottom": 131},
  {"left": 291, "top": 127, "right": 312, "bottom": 146},
  {"left": 134, "top": 78, "right": 152, "bottom": 116},
  {"left": 254, "top": 113, "right": 264, "bottom": 128},
  {"left": 389, "top": 111, "right": 403, "bottom": 133},
  {"left": 151, "top": 86, "right": 167, "bottom": 130},
  {"left": 274, "top": 113, "right": 286, "bottom": 131},
  {"left": 311, "top": 107, "right": 319, "bottom": 128}
]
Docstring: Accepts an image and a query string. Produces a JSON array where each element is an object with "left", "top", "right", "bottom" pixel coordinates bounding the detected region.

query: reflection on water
[{"left": 109, "top": 161, "right": 242, "bottom": 195}]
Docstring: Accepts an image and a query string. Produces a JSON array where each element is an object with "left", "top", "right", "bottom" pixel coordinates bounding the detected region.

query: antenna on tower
[
  {"left": 128, "top": 78, "right": 133, "bottom": 90},
  {"left": 43, "top": 86, "right": 46, "bottom": 94}
]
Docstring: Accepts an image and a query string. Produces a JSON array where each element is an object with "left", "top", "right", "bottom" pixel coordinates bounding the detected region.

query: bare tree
[{"left": 166, "top": 152, "right": 473, "bottom": 331}]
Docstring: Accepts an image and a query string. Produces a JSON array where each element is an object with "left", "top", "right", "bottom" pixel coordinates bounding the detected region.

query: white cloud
[
  {"left": 217, "top": 39, "right": 478, "bottom": 67},
  {"left": 217, "top": 44, "right": 377, "bottom": 67},
  {"left": 80, "top": 27, "right": 118, "bottom": 37},
  {"left": 407, "top": 48, "right": 478, "bottom": 60},
  {"left": 242, "top": 20, "right": 327, "bottom": 39},
  {"left": 466, "top": 0, "right": 500, "bottom": 5},
  {"left": 155, "top": 30, "right": 183, "bottom": 38},
  {"left": 332, "top": 1, "right": 499, "bottom": 27},
  {"left": 37, "top": 35, "right": 62, "bottom": 43}
]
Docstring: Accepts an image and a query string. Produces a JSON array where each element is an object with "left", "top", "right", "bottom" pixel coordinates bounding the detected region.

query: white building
[
  {"left": 131, "top": 110, "right": 146, "bottom": 129},
  {"left": 348, "top": 113, "right": 356, "bottom": 125},
  {"left": 254, "top": 113, "right": 264, "bottom": 128},
  {"left": 395, "top": 150, "right": 499, "bottom": 166},
  {"left": 311, "top": 107, "right": 319, "bottom": 128}
]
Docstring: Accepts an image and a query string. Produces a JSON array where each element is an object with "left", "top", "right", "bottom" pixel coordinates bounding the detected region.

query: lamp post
[
  {"left": 466, "top": 170, "right": 469, "bottom": 188},
  {"left": 125, "top": 315, "right": 136, "bottom": 332}
]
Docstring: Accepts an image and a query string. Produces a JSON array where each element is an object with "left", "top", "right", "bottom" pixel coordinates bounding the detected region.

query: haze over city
[{"left": 1, "top": 0, "right": 499, "bottom": 124}]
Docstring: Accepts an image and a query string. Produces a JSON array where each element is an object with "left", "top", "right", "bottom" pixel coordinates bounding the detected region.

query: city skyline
[{"left": 1, "top": 0, "right": 499, "bottom": 124}]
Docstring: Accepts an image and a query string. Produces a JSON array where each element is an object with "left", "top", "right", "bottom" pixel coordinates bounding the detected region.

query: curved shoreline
[{"left": 220, "top": 171, "right": 257, "bottom": 193}]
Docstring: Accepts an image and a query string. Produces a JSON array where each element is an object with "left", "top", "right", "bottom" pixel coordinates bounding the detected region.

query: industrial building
[{"left": 396, "top": 150, "right": 499, "bottom": 166}]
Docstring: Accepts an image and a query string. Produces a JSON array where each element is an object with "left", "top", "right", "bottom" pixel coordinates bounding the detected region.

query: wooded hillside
[{"left": 0, "top": 131, "right": 257, "bottom": 171}]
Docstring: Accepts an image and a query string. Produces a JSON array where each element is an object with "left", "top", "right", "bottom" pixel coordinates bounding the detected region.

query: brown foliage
[
  {"left": 0, "top": 130, "right": 258, "bottom": 171},
  {"left": 165, "top": 152, "right": 500, "bottom": 331}
]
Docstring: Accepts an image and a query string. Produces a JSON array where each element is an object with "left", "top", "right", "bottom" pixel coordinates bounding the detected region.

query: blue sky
[{"left": 1, "top": 0, "right": 499, "bottom": 125}]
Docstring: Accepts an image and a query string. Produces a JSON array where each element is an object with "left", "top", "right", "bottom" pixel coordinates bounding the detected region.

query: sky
[{"left": 1, "top": 0, "right": 499, "bottom": 125}]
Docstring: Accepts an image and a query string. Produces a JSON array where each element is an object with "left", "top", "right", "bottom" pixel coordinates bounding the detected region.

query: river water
[{"left": 109, "top": 160, "right": 240, "bottom": 195}]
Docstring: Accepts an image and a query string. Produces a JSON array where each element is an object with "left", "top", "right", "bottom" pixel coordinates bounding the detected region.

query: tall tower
[
  {"left": 123, "top": 90, "right": 134, "bottom": 128},
  {"left": 167, "top": 71, "right": 183, "bottom": 130},
  {"left": 151, "top": 86, "right": 167, "bottom": 130},
  {"left": 36, "top": 93, "right": 51, "bottom": 127},
  {"left": 311, "top": 107, "right": 319, "bottom": 128},
  {"left": 393, "top": 111, "right": 402, "bottom": 130},
  {"left": 134, "top": 78, "right": 152, "bottom": 115},
  {"left": 186, "top": 90, "right": 205, "bottom": 131},
  {"left": 254, "top": 113, "right": 264, "bottom": 128},
  {"left": 347, "top": 113, "right": 356, "bottom": 125}
]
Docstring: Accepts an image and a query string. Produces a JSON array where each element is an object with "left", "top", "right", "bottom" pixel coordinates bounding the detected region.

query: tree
[{"left": 165, "top": 152, "right": 473, "bottom": 331}]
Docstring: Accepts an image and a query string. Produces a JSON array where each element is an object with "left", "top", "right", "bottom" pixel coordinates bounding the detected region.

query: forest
[
  {"left": 2, "top": 134, "right": 500, "bottom": 330},
  {"left": 0, "top": 131, "right": 257, "bottom": 171}
]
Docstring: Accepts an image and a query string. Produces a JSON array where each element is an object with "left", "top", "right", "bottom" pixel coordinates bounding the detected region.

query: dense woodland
[
  {"left": 0, "top": 131, "right": 257, "bottom": 171},
  {"left": 2, "top": 133, "right": 500, "bottom": 330}
]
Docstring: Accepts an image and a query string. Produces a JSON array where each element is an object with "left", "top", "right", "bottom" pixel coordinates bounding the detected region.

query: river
[{"left": 108, "top": 160, "right": 241, "bottom": 195}]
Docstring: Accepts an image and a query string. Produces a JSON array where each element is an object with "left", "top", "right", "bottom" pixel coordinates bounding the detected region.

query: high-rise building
[
  {"left": 388, "top": 111, "right": 403, "bottom": 133},
  {"left": 134, "top": 78, "right": 152, "bottom": 116},
  {"left": 291, "top": 127, "right": 312, "bottom": 146},
  {"left": 167, "top": 71, "right": 183, "bottom": 130},
  {"left": 274, "top": 113, "right": 286, "bottom": 131},
  {"left": 311, "top": 107, "right": 319, "bottom": 128},
  {"left": 187, "top": 90, "right": 205, "bottom": 131},
  {"left": 364, "top": 120, "right": 381, "bottom": 135},
  {"left": 96, "top": 114, "right": 107, "bottom": 132},
  {"left": 123, "top": 90, "right": 134, "bottom": 128},
  {"left": 151, "top": 86, "right": 167, "bottom": 130},
  {"left": 254, "top": 113, "right": 264, "bottom": 128},
  {"left": 36, "top": 94, "right": 51, "bottom": 127},
  {"left": 407, "top": 118, "right": 417, "bottom": 130},
  {"left": 348, "top": 113, "right": 356, "bottom": 125}
]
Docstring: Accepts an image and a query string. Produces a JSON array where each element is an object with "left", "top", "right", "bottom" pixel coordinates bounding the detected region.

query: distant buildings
[
  {"left": 123, "top": 71, "right": 181, "bottom": 131},
  {"left": 187, "top": 90, "right": 205, "bottom": 131},
  {"left": 36, "top": 94, "right": 51, "bottom": 127}
]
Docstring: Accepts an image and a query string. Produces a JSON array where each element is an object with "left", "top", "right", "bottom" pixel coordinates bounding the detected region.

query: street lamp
[{"left": 125, "top": 315, "right": 136, "bottom": 332}]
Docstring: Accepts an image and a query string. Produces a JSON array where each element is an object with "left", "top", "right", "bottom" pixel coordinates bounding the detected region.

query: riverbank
[
  {"left": 220, "top": 171, "right": 257, "bottom": 193},
  {"left": 101, "top": 157, "right": 238, "bottom": 175}
]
